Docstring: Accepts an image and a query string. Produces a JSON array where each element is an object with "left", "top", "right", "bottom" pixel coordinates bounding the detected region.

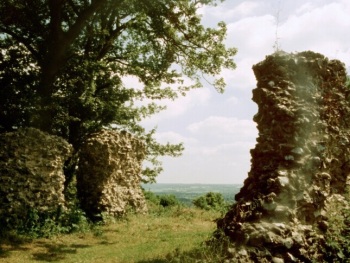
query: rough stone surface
[
  {"left": 77, "top": 129, "right": 147, "bottom": 218},
  {"left": 0, "top": 128, "right": 72, "bottom": 226},
  {"left": 217, "top": 51, "right": 350, "bottom": 262}
]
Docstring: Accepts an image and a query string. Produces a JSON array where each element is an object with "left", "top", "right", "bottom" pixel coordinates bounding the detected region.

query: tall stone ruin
[
  {"left": 0, "top": 128, "right": 72, "bottom": 227},
  {"left": 77, "top": 129, "right": 147, "bottom": 219},
  {"left": 218, "top": 51, "right": 350, "bottom": 262}
]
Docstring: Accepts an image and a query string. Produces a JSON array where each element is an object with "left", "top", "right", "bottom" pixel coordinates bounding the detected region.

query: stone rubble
[
  {"left": 217, "top": 51, "right": 350, "bottom": 262},
  {"left": 77, "top": 129, "right": 147, "bottom": 219}
]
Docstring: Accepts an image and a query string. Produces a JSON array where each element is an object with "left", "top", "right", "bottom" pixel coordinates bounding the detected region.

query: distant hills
[{"left": 142, "top": 183, "right": 242, "bottom": 206}]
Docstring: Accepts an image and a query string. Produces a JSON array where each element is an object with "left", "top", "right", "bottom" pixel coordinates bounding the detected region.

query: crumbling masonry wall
[
  {"left": 77, "top": 129, "right": 147, "bottom": 218},
  {"left": 218, "top": 51, "right": 350, "bottom": 262},
  {"left": 0, "top": 128, "right": 72, "bottom": 227}
]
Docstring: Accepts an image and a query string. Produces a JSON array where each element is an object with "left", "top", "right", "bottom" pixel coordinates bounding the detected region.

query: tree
[
  {"left": 0, "top": 0, "right": 236, "bottom": 183},
  {"left": 193, "top": 192, "right": 227, "bottom": 211}
]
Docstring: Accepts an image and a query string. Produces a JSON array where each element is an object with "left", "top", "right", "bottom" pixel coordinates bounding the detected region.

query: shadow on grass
[
  {"left": 32, "top": 243, "right": 91, "bottom": 262},
  {"left": 98, "top": 240, "right": 118, "bottom": 245},
  {"left": 137, "top": 260, "right": 168, "bottom": 263},
  {"left": 0, "top": 232, "right": 31, "bottom": 259},
  {"left": 0, "top": 231, "right": 92, "bottom": 262},
  {"left": 136, "top": 248, "right": 196, "bottom": 263},
  {"left": 137, "top": 242, "right": 228, "bottom": 263}
]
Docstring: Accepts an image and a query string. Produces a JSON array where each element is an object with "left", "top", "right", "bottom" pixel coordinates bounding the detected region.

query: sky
[{"left": 131, "top": 0, "right": 350, "bottom": 185}]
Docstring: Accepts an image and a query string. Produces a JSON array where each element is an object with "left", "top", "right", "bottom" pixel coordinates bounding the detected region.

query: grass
[{"left": 0, "top": 206, "right": 224, "bottom": 263}]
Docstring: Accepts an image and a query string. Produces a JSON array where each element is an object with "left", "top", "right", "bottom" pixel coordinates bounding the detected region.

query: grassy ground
[{"left": 0, "top": 207, "right": 223, "bottom": 263}]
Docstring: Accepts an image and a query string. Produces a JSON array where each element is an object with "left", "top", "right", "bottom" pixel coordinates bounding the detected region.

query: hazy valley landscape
[{"left": 142, "top": 183, "right": 242, "bottom": 205}]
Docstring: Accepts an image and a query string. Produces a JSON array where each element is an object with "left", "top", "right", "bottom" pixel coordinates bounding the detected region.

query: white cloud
[
  {"left": 187, "top": 116, "right": 257, "bottom": 142},
  {"left": 164, "top": 88, "right": 211, "bottom": 115},
  {"left": 141, "top": 87, "right": 212, "bottom": 127},
  {"left": 156, "top": 140, "right": 254, "bottom": 184},
  {"left": 154, "top": 131, "right": 197, "bottom": 145},
  {"left": 221, "top": 58, "right": 258, "bottom": 91},
  {"left": 224, "top": 15, "right": 277, "bottom": 92},
  {"left": 226, "top": 96, "right": 239, "bottom": 104},
  {"left": 199, "top": 0, "right": 262, "bottom": 23},
  {"left": 233, "top": 1, "right": 261, "bottom": 16},
  {"left": 279, "top": 1, "right": 350, "bottom": 65},
  {"left": 227, "top": 15, "right": 276, "bottom": 54},
  {"left": 121, "top": 75, "right": 212, "bottom": 127},
  {"left": 213, "top": 1, "right": 261, "bottom": 20},
  {"left": 295, "top": 3, "right": 315, "bottom": 15},
  {"left": 155, "top": 116, "right": 258, "bottom": 184},
  {"left": 121, "top": 75, "right": 142, "bottom": 90},
  {"left": 188, "top": 141, "right": 255, "bottom": 156}
]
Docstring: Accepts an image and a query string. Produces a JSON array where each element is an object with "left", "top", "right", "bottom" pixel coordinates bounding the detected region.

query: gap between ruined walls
[{"left": 217, "top": 51, "right": 350, "bottom": 262}]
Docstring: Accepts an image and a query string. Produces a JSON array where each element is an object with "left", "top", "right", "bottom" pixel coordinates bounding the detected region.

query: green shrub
[
  {"left": 0, "top": 206, "right": 91, "bottom": 239},
  {"left": 192, "top": 192, "right": 228, "bottom": 211},
  {"left": 143, "top": 190, "right": 161, "bottom": 206},
  {"left": 143, "top": 190, "right": 182, "bottom": 213},
  {"left": 25, "top": 208, "right": 90, "bottom": 238},
  {"left": 322, "top": 192, "right": 350, "bottom": 262},
  {"left": 58, "top": 207, "right": 90, "bottom": 233},
  {"left": 165, "top": 231, "right": 230, "bottom": 263},
  {"left": 159, "top": 194, "right": 181, "bottom": 208}
]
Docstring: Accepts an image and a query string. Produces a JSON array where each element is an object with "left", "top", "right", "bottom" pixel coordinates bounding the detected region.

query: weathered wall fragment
[
  {"left": 77, "top": 129, "right": 147, "bottom": 219},
  {"left": 218, "top": 51, "right": 350, "bottom": 262},
  {"left": 0, "top": 128, "right": 72, "bottom": 227}
]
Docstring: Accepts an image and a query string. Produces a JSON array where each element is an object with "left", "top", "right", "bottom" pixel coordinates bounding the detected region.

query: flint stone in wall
[
  {"left": 218, "top": 51, "right": 350, "bottom": 262},
  {"left": 0, "top": 128, "right": 72, "bottom": 226},
  {"left": 77, "top": 129, "right": 147, "bottom": 218}
]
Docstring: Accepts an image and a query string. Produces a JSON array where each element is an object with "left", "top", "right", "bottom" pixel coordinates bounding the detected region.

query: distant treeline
[{"left": 142, "top": 184, "right": 242, "bottom": 206}]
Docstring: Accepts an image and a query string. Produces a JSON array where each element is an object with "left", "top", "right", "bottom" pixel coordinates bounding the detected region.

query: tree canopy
[{"left": 0, "top": 0, "right": 236, "bottom": 182}]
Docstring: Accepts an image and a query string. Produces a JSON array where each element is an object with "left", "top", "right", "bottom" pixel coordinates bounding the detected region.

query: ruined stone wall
[
  {"left": 218, "top": 51, "right": 350, "bottom": 262},
  {"left": 0, "top": 128, "right": 72, "bottom": 226},
  {"left": 77, "top": 129, "right": 147, "bottom": 219}
]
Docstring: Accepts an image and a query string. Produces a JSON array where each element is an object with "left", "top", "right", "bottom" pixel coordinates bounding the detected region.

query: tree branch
[
  {"left": 48, "top": 0, "right": 64, "bottom": 38},
  {"left": 97, "top": 17, "right": 137, "bottom": 60},
  {"left": 0, "top": 26, "right": 40, "bottom": 61},
  {"left": 67, "top": 0, "right": 80, "bottom": 16},
  {"left": 64, "top": 0, "right": 108, "bottom": 46}
]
